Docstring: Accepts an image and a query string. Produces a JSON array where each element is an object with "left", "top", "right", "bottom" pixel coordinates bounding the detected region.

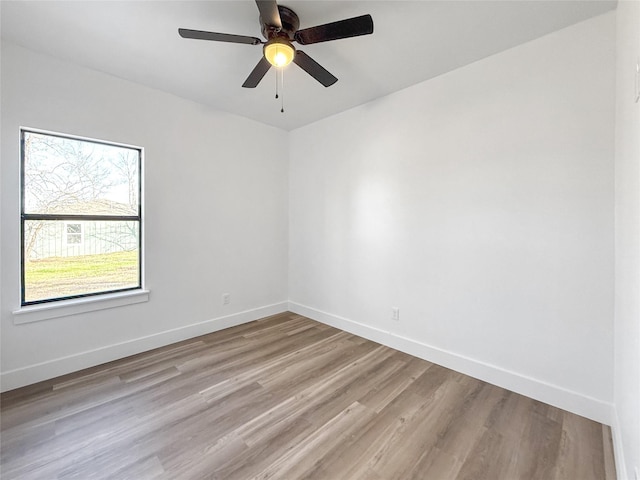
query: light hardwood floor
[{"left": 1, "top": 312, "right": 616, "bottom": 479}]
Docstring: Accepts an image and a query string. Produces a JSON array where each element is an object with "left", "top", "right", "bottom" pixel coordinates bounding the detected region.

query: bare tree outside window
[{"left": 21, "top": 129, "right": 142, "bottom": 305}]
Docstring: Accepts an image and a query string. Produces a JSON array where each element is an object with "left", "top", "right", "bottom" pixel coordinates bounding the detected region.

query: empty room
[{"left": 1, "top": 0, "right": 638, "bottom": 478}]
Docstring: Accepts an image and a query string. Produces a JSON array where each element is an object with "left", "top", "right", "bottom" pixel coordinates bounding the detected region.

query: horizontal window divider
[{"left": 22, "top": 214, "right": 140, "bottom": 222}]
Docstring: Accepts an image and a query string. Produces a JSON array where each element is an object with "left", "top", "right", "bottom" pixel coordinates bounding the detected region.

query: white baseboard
[
  {"left": 611, "top": 407, "right": 629, "bottom": 480},
  {"left": 289, "top": 302, "right": 613, "bottom": 426},
  {"left": 0, "top": 302, "right": 288, "bottom": 392}
]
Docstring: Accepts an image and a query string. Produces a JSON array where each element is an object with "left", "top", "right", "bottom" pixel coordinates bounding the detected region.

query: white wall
[
  {"left": 0, "top": 7, "right": 624, "bottom": 457},
  {"left": 0, "top": 42, "right": 289, "bottom": 390},
  {"left": 289, "top": 13, "right": 616, "bottom": 423},
  {"left": 614, "top": 2, "right": 640, "bottom": 479}
]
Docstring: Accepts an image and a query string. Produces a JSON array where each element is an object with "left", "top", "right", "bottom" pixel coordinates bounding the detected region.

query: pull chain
[
  {"left": 280, "top": 68, "right": 284, "bottom": 113},
  {"left": 273, "top": 67, "right": 285, "bottom": 113}
]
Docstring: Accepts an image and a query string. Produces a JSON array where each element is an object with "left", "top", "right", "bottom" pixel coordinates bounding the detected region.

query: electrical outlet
[
  {"left": 391, "top": 307, "right": 400, "bottom": 322},
  {"left": 222, "top": 293, "right": 230, "bottom": 305}
]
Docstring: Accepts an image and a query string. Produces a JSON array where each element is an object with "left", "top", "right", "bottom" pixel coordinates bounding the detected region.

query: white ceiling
[{"left": 1, "top": 0, "right": 616, "bottom": 131}]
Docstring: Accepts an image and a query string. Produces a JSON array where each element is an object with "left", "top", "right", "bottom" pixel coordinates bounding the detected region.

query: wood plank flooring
[{"left": 0, "top": 312, "right": 616, "bottom": 479}]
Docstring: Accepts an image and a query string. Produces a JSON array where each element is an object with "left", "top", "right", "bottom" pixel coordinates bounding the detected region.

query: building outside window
[{"left": 20, "top": 128, "right": 143, "bottom": 305}]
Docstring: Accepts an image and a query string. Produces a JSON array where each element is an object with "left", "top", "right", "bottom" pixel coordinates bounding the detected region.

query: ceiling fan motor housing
[{"left": 261, "top": 5, "right": 299, "bottom": 40}]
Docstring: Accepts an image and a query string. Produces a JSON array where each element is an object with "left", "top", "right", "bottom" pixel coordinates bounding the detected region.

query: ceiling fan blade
[
  {"left": 179, "top": 28, "right": 261, "bottom": 45},
  {"left": 242, "top": 57, "right": 272, "bottom": 88},
  {"left": 293, "top": 51, "right": 338, "bottom": 87},
  {"left": 294, "top": 14, "right": 373, "bottom": 45},
  {"left": 255, "top": 0, "right": 282, "bottom": 29}
]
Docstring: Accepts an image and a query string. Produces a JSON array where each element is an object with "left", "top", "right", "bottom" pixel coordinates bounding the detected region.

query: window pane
[
  {"left": 67, "top": 234, "right": 82, "bottom": 244},
  {"left": 23, "top": 131, "right": 139, "bottom": 216},
  {"left": 23, "top": 220, "right": 140, "bottom": 303}
]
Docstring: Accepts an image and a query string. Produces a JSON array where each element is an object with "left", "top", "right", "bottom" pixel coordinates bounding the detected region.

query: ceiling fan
[{"left": 178, "top": 0, "right": 374, "bottom": 88}]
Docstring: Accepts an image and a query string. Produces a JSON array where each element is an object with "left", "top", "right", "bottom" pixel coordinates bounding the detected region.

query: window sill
[{"left": 12, "top": 289, "right": 150, "bottom": 324}]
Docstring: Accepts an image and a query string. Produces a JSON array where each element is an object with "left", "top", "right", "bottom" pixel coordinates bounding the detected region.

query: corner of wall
[{"left": 611, "top": 406, "right": 629, "bottom": 480}]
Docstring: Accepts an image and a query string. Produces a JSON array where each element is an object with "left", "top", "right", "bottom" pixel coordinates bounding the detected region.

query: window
[
  {"left": 20, "top": 129, "right": 142, "bottom": 305},
  {"left": 65, "top": 223, "right": 83, "bottom": 245}
]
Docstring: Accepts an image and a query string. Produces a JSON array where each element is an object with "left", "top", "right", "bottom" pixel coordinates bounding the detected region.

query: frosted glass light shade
[{"left": 264, "top": 38, "right": 295, "bottom": 67}]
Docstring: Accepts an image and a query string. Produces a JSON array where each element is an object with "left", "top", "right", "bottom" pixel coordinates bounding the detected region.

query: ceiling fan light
[{"left": 264, "top": 38, "right": 295, "bottom": 67}]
